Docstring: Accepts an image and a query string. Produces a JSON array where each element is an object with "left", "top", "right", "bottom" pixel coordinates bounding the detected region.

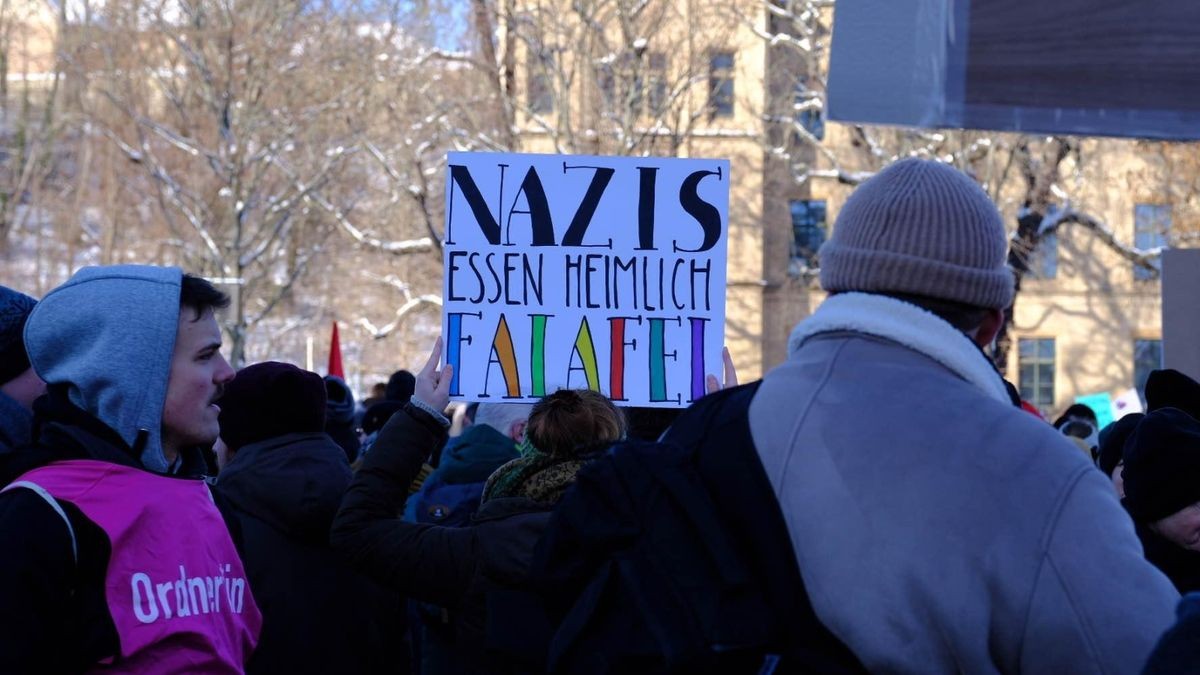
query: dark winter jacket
[
  {"left": 332, "top": 404, "right": 552, "bottom": 673},
  {"left": 216, "top": 431, "right": 406, "bottom": 675},
  {"left": 1144, "top": 593, "right": 1200, "bottom": 675},
  {"left": 402, "top": 423, "right": 520, "bottom": 675},
  {"left": 0, "top": 388, "right": 32, "bottom": 453}
]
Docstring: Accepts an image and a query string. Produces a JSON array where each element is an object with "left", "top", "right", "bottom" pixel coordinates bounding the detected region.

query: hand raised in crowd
[
  {"left": 704, "top": 346, "right": 738, "bottom": 395},
  {"left": 413, "top": 337, "right": 453, "bottom": 413}
]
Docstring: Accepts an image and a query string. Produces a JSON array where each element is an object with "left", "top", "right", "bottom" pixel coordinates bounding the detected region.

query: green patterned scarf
[{"left": 481, "top": 448, "right": 599, "bottom": 505}]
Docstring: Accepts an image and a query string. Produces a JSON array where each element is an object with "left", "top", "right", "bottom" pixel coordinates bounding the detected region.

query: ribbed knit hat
[
  {"left": 362, "top": 399, "right": 404, "bottom": 435},
  {"left": 1123, "top": 407, "right": 1200, "bottom": 524},
  {"left": 819, "top": 158, "right": 1015, "bottom": 309},
  {"left": 218, "top": 361, "right": 326, "bottom": 452},
  {"left": 0, "top": 285, "right": 36, "bottom": 384}
]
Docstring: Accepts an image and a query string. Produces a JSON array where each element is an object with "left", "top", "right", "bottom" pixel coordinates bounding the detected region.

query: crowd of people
[{"left": 2, "top": 158, "right": 1200, "bottom": 673}]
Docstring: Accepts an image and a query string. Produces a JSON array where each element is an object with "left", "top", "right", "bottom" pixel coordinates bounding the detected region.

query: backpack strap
[
  {"left": 670, "top": 382, "right": 867, "bottom": 672},
  {"left": 534, "top": 383, "right": 866, "bottom": 673},
  {"left": 3, "top": 480, "right": 79, "bottom": 567}
]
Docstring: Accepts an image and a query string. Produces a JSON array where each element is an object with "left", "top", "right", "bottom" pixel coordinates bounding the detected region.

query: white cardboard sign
[{"left": 441, "top": 151, "right": 729, "bottom": 407}]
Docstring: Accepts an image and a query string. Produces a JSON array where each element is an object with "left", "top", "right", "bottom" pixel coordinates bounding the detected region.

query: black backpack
[{"left": 528, "top": 382, "right": 867, "bottom": 674}]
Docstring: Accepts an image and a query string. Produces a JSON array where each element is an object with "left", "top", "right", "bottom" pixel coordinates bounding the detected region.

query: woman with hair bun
[
  {"left": 483, "top": 389, "right": 624, "bottom": 505},
  {"left": 332, "top": 340, "right": 624, "bottom": 674}
]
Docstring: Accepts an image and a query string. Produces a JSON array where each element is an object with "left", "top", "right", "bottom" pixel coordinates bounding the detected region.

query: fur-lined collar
[{"left": 787, "top": 293, "right": 1011, "bottom": 405}]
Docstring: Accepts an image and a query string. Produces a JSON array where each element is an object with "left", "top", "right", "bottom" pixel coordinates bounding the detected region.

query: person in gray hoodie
[
  {"left": 748, "top": 159, "right": 1179, "bottom": 673},
  {"left": 0, "top": 265, "right": 260, "bottom": 673},
  {"left": 0, "top": 284, "right": 44, "bottom": 453}
]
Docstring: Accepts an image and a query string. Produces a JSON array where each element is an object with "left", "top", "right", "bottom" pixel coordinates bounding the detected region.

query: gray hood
[{"left": 24, "top": 265, "right": 182, "bottom": 472}]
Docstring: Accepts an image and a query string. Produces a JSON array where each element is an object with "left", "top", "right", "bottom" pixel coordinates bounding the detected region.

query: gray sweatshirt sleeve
[{"left": 1020, "top": 467, "right": 1179, "bottom": 675}]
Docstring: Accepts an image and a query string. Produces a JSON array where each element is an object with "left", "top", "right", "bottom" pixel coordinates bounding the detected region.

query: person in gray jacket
[{"left": 748, "top": 158, "right": 1179, "bottom": 673}]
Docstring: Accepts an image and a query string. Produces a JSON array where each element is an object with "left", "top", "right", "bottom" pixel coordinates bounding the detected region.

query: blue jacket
[
  {"left": 1144, "top": 593, "right": 1200, "bottom": 675},
  {"left": 404, "top": 423, "right": 518, "bottom": 523}
]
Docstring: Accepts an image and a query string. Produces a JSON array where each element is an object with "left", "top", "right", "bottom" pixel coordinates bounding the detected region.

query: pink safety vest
[{"left": 3, "top": 459, "right": 262, "bottom": 673}]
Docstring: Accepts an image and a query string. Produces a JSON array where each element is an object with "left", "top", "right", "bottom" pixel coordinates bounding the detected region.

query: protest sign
[
  {"left": 1112, "top": 388, "right": 1143, "bottom": 420},
  {"left": 1163, "top": 249, "right": 1200, "bottom": 384},
  {"left": 441, "top": 152, "right": 729, "bottom": 408},
  {"left": 827, "top": 0, "right": 1200, "bottom": 140},
  {"left": 1074, "top": 393, "right": 1114, "bottom": 431}
]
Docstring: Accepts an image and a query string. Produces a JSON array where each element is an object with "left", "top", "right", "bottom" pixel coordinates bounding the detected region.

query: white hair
[{"left": 474, "top": 402, "right": 534, "bottom": 437}]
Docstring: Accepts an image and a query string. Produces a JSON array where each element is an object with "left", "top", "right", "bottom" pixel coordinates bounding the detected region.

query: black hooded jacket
[{"left": 214, "top": 431, "right": 407, "bottom": 675}]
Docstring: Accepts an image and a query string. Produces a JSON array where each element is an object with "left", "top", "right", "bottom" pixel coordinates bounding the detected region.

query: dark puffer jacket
[
  {"left": 332, "top": 405, "right": 552, "bottom": 674},
  {"left": 216, "top": 432, "right": 406, "bottom": 675}
]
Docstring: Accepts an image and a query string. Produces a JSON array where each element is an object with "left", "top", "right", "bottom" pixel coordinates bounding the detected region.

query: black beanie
[
  {"left": 0, "top": 285, "right": 36, "bottom": 384},
  {"left": 1097, "top": 413, "right": 1143, "bottom": 477},
  {"left": 362, "top": 400, "right": 404, "bottom": 435},
  {"left": 1053, "top": 403, "right": 1099, "bottom": 430},
  {"left": 218, "top": 362, "right": 326, "bottom": 452},
  {"left": 1122, "top": 408, "right": 1200, "bottom": 524},
  {"left": 1146, "top": 369, "right": 1200, "bottom": 420},
  {"left": 385, "top": 369, "right": 415, "bottom": 403}
]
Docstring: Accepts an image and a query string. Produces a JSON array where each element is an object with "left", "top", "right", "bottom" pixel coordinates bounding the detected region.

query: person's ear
[
  {"left": 509, "top": 420, "right": 527, "bottom": 444},
  {"left": 974, "top": 308, "right": 1005, "bottom": 349}
]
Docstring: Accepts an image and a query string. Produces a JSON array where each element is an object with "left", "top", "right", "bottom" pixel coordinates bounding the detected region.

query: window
[
  {"left": 528, "top": 52, "right": 554, "bottom": 115},
  {"left": 597, "top": 52, "right": 667, "bottom": 118},
  {"left": 790, "top": 199, "right": 827, "bottom": 265},
  {"left": 708, "top": 51, "right": 734, "bottom": 118},
  {"left": 1134, "top": 203, "right": 1171, "bottom": 280},
  {"left": 794, "top": 82, "right": 824, "bottom": 141},
  {"left": 1134, "top": 339, "right": 1163, "bottom": 402},
  {"left": 1030, "top": 232, "right": 1058, "bottom": 279},
  {"left": 646, "top": 52, "right": 668, "bottom": 116},
  {"left": 1018, "top": 338, "right": 1056, "bottom": 412},
  {"left": 597, "top": 61, "right": 614, "bottom": 109}
]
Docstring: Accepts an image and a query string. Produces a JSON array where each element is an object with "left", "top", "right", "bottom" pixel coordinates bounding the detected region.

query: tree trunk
[
  {"left": 992, "top": 210, "right": 1042, "bottom": 377},
  {"left": 229, "top": 279, "right": 246, "bottom": 368},
  {"left": 472, "top": 0, "right": 515, "bottom": 150}
]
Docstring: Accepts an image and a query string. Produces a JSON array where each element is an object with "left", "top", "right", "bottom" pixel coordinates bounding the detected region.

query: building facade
[{"left": 512, "top": 0, "right": 1173, "bottom": 418}]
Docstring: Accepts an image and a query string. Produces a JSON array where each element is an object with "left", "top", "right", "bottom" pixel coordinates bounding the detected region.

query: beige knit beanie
[{"left": 818, "top": 158, "right": 1015, "bottom": 310}]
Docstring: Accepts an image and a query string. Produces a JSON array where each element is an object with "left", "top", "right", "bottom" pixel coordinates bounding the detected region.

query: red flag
[{"left": 328, "top": 321, "right": 345, "bottom": 379}]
